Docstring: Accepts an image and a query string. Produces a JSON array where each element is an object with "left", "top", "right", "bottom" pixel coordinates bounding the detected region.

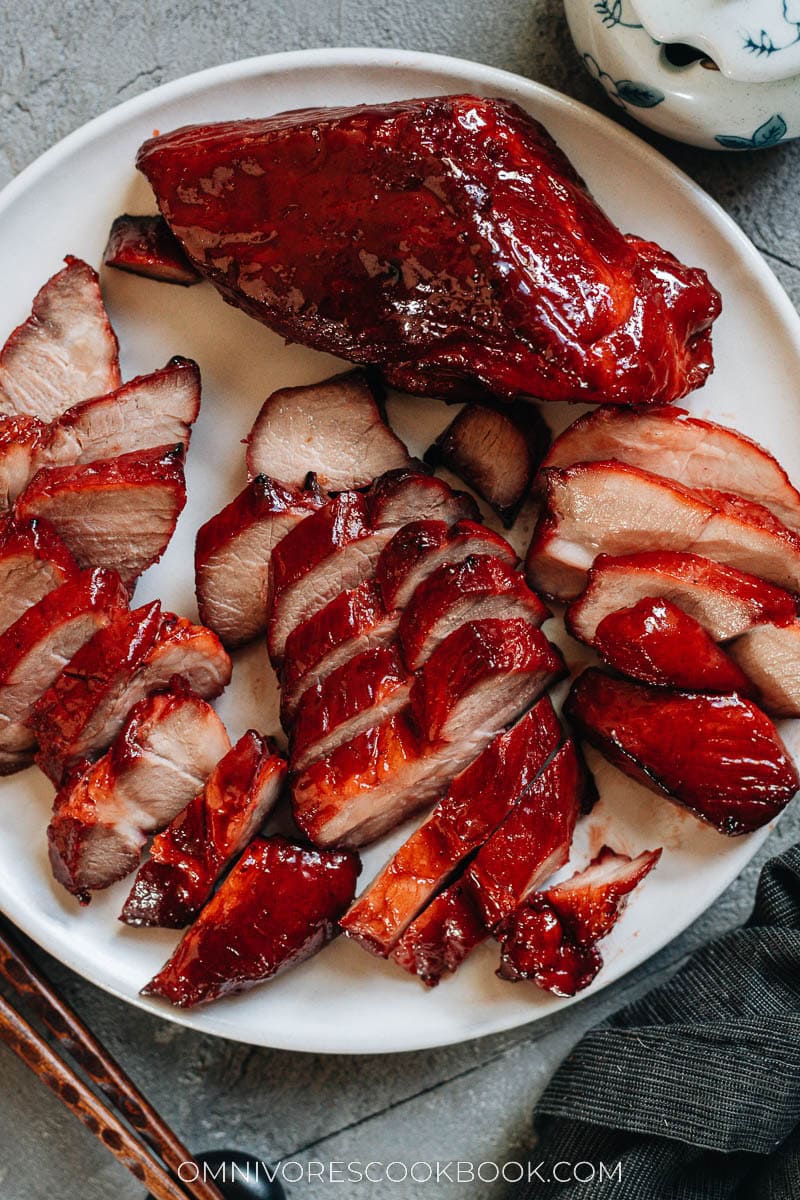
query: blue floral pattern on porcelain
[{"left": 563, "top": 0, "right": 800, "bottom": 149}]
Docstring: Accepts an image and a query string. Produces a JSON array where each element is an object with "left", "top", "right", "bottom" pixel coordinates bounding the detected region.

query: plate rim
[{"left": 0, "top": 46, "right": 796, "bottom": 1053}]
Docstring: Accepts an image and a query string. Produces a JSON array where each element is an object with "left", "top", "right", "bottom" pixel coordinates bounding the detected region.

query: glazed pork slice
[
  {"left": 366, "top": 466, "right": 478, "bottom": 529},
  {"left": 542, "top": 406, "right": 800, "bottom": 531},
  {"left": 729, "top": 622, "right": 800, "bottom": 717},
  {"left": 293, "top": 619, "right": 565, "bottom": 848},
  {"left": 591, "top": 597, "right": 752, "bottom": 694},
  {"left": 47, "top": 689, "right": 231, "bottom": 902},
  {"left": 103, "top": 214, "right": 201, "bottom": 285},
  {"left": 32, "top": 601, "right": 232, "bottom": 784},
  {"left": 121, "top": 732, "right": 286, "bottom": 927},
  {"left": 142, "top": 835, "right": 360, "bottom": 1008},
  {"left": 0, "top": 416, "right": 49, "bottom": 508},
  {"left": 0, "top": 257, "right": 120, "bottom": 421},
  {"left": 245, "top": 369, "right": 411, "bottom": 491},
  {"left": 393, "top": 739, "right": 585, "bottom": 985},
  {"left": 0, "top": 567, "right": 128, "bottom": 774},
  {"left": 138, "top": 96, "right": 719, "bottom": 407},
  {"left": 0, "top": 515, "right": 78, "bottom": 636},
  {"left": 341, "top": 697, "right": 563, "bottom": 955},
  {"left": 566, "top": 668, "right": 799, "bottom": 835},
  {"left": 425, "top": 401, "right": 550, "bottom": 525},
  {"left": 497, "top": 845, "right": 661, "bottom": 996},
  {"left": 16, "top": 444, "right": 187, "bottom": 587},
  {"left": 399, "top": 554, "right": 549, "bottom": 670},
  {"left": 566, "top": 551, "right": 799, "bottom": 646},
  {"left": 290, "top": 646, "right": 411, "bottom": 774},
  {"left": 196, "top": 475, "right": 325, "bottom": 648},
  {"left": 527, "top": 461, "right": 800, "bottom": 601},
  {"left": 376, "top": 519, "right": 517, "bottom": 612}
]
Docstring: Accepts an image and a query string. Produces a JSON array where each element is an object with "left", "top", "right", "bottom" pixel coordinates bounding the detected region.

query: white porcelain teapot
[{"left": 563, "top": 0, "right": 800, "bottom": 149}]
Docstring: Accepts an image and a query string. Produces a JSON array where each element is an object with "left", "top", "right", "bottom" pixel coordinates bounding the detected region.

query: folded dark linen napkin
[{"left": 516, "top": 844, "right": 800, "bottom": 1199}]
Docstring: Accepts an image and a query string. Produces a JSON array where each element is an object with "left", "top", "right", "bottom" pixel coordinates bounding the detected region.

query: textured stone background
[{"left": 1, "top": 4, "right": 800, "bottom": 1198}]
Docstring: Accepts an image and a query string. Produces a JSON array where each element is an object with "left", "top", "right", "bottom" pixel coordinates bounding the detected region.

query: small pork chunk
[
  {"left": 47, "top": 688, "right": 231, "bottom": 902},
  {"left": 142, "top": 836, "right": 360, "bottom": 1007},
  {"left": 103, "top": 214, "right": 201, "bottom": 285},
  {"left": 245, "top": 370, "right": 411, "bottom": 491},
  {"left": 121, "top": 731, "right": 286, "bottom": 927}
]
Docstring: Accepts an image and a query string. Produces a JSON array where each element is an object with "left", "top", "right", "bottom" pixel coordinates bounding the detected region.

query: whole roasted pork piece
[
  {"left": 393, "top": 738, "right": 587, "bottom": 985},
  {"left": 729, "top": 621, "right": 800, "bottom": 718},
  {"left": 566, "top": 669, "right": 799, "bottom": 835},
  {"left": 32, "top": 600, "right": 232, "bottom": 784},
  {"left": 497, "top": 845, "right": 661, "bottom": 996},
  {"left": 16, "top": 444, "right": 187, "bottom": 587},
  {"left": 47, "top": 688, "right": 231, "bottom": 903},
  {"left": 195, "top": 475, "right": 325, "bottom": 649},
  {"left": 0, "top": 257, "right": 120, "bottom": 422},
  {"left": 398, "top": 554, "right": 549, "bottom": 671},
  {"left": 341, "top": 697, "right": 562, "bottom": 955},
  {"left": 542, "top": 407, "right": 800, "bottom": 531},
  {"left": 143, "top": 835, "right": 360, "bottom": 1007},
  {"left": 0, "top": 358, "right": 201, "bottom": 509},
  {"left": 566, "top": 550, "right": 799, "bottom": 646},
  {"left": 425, "top": 402, "right": 551, "bottom": 526},
  {"left": 0, "top": 515, "right": 78, "bottom": 636},
  {"left": 590, "top": 597, "right": 752, "bottom": 694},
  {"left": 527, "top": 462, "right": 800, "bottom": 601},
  {"left": 137, "top": 96, "right": 720, "bottom": 407},
  {"left": 121, "top": 731, "right": 286, "bottom": 927},
  {"left": 245, "top": 370, "right": 410, "bottom": 492},
  {"left": 293, "top": 618, "right": 565, "bottom": 848},
  {"left": 103, "top": 214, "right": 201, "bottom": 285},
  {"left": 0, "top": 567, "right": 128, "bottom": 774}
]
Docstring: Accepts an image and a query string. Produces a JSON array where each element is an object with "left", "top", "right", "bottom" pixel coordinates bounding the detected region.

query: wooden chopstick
[{"left": 0, "top": 917, "right": 225, "bottom": 1200}]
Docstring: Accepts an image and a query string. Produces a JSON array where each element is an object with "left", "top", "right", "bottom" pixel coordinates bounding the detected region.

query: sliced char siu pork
[
  {"left": 591, "top": 597, "right": 752, "bottom": 694},
  {"left": 566, "top": 669, "right": 799, "bottom": 835},
  {"left": 566, "top": 551, "right": 799, "bottom": 646},
  {"left": 32, "top": 601, "right": 232, "bottom": 785},
  {"left": 195, "top": 475, "right": 325, "bottom": 648},
  {"left": 245, "top": 370, "right": 411, "bottom": 491},
  {"left": 143, "top": 835, "right": 360, "bottom": 1008},
  {"left": 542, "top": 406, "right": 800, "bottom": 531},
  {"left": 341, "top": 697, "right": 563, "bottom": 955},
  {"left": 137, "top": 96, "right": 719, "bottom": 407},
  {"left": 16, "top": 444, "right": 187, "bottom": 587},
  {"left": 729, "top": 622, "right": 800, "bottom": 717},
  {"left": 366, "top": 467, "right": 479, "bottom": 529},
  {"left": 376, "top": 519, "right": 517, "bottom": 612},
  {"left": 0, "top": 567, "right": 128, "bottom": 774},
  {"left": 0, "top": 516, "right": 78, "bottom": 636},
  {"left": 393, "top": 739, "right": 586, "bottom": 985},
  {"left": 0, "top": 258, "right": 120, "bottom": 421},
  {"left": 398, "top": 554, "right": 549, "bottom": 671},
  {"left": 103, "top": 214, "right": 201, "bottom": 285},
  {"left": 0, "top": 359, "right": 200, "bottom": 509},
  {"left": 121, "top": 732, "right": 286, "bottom": 927},
  {"left": 425, "top": 401, "right": 551, "bottom": 525},
  {"left": 527, "top": 462, "right": 800, "bottom": 601},
  {"left": 47, "top": 688, "right": 231, "bottom": 903},
  {"left": 292, "top": 618, "right": 565, "bottom": 848},
  {"left": 497, "top": 845, "right": 661, "bottom": 996}
]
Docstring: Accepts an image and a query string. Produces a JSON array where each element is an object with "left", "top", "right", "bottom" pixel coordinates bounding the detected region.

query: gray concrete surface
[{"left": 2, "top": 3, "right": 800, "bottom": 1198}]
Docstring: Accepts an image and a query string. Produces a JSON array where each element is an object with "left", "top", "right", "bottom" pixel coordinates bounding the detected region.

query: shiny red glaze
[
  {"left": 142, "top": 835, "right": 361, "bottom": 1007},
  {"left": 376, "top": 519, "right": 517, "bottom": 612},
  {"left": 290, "top": 645, "right": 410, "bottom": 772},
  {"left": 103, "top": 214, "right": 201, "bottom": 285},
  {"left": 340, "top": 697, "right": 562, "bottom": 955},
  {"left": 497, "top": 845, "right": 661, "bottom": 995},
  {"left": 0, "top": 515, "right": 78, "bottom": 635},
  {"left": 121, "top": 732, "right": 287, "bottom": 928},
  {"left": 391, "top": 885, "right": 486, "bottom": 987},
  {"left": 398, "top": 554, "right": 549, "bottom": 670},
  {"left": 16, "top": 444, "right": 187, "bottom": 586},
  {"left": 409, "top": 618, "right": 565, "bottom": 742},
  {"left": 593, "top": 596, "right": 753, "bottom": 693},
  {"left": 566, "top": 669, "right": 799, "bottom": 834},
  {"left": 138, "top": 96, "right": 719, "bottom": 407},
  {"left": 366, "top": 468, "right": 479, "bottom": 529}
]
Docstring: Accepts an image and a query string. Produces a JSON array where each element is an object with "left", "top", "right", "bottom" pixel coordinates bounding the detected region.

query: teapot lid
[{"left": 631, "top": 0, "right": 800, "bottom": 83}]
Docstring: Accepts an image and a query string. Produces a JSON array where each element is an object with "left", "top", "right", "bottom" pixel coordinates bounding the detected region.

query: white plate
[{"left": 0, "top": 48, "right": 798, "bottom": 1054}]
